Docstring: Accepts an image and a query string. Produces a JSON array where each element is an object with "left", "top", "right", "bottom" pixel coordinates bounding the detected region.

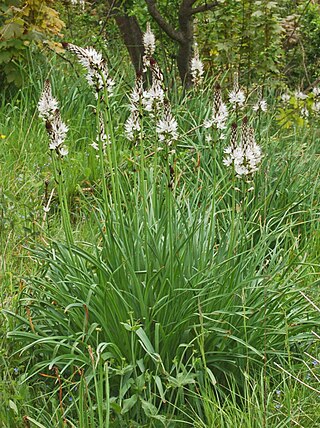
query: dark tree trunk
[
  {"left": 105, "top": 1, "right": 144, "bottom": 73},
  {"left": 177, "top": 41, "right": 193, "bottom": 87},
  {"left": 177, "top": 2, "right": 194, "bottom": 87},
  {"left": 114, "top": 14, "right": 144, "bottom": 73}
]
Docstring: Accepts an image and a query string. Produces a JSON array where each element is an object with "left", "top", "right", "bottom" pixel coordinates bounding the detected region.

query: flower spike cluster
[
  {"left": 91, "top": 113, "right": 110, "bottom": 153},
  {"left": 223, "top": 119, "right": 262, "bottom": 177},
  {"left": 38, "top": 80, "right": 68, "bottom": 157},
  {"left": 142, "top": 58, "right": 165, "bottom": 113},
  {"left": 190, "top": 45, "right": 204, "bottom": 86},
  {"left": 125, "top": 24, "right": 179, "bottom": 147},
  {"left": 253, "top": 88, "right": 267, "bottom": 113},
  {"left": 125, "top": 72, "right": 143, "bottom": 141},
  {"left": 156, "top": 99, "right": 178, "bottom": 146},
  {"left": 229, "top": 72, "right": 246, "bottom": 110},
  {"left": 63, "top": 43, "right": 115, "bottom": 98},
  {"left": 143, "top": 22, "right": 156, "bottom": 72},
  {"left": 205, "top": 84, "right": 229, "bottom": 134},
  {"left": 71, "top": 0, "right": 85, "bottom": 8}
]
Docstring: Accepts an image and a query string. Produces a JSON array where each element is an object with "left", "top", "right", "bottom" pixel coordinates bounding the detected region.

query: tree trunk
[
  {"left": 114, "top": 14, "right": 144, "bottom": 73},
  {"left": 105, "top": 1, "right": 144, "bottom": 73},
  {"left": 177, "top": 40, "right": 193, "bottom": 87},
  {"left": 177, "top": 2, "right": 194, "bottom": 87}
]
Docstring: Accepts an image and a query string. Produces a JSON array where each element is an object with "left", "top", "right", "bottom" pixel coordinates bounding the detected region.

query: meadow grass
[{"left": 0, "top": 50, "right": 320, "bottom": 427}]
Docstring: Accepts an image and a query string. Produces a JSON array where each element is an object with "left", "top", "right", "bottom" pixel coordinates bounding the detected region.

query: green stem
[{"left": 51, "top": 152, "right": 73, "bottom": 246}]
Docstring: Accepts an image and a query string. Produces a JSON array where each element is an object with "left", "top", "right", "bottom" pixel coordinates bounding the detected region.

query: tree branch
[
  {"left": 145, "top": 0, "right": 183, "bottom": 43},
  {"left": 191, "top": 1, "right": 219, "bottom": 15},
  {"left": 181, "top": 0, "right": 197, "bottom": 6}
]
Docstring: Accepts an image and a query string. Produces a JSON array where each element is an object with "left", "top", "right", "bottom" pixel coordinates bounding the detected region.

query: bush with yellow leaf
[{"left": 0, "top": 0, "right": 65, "bottom": 86}]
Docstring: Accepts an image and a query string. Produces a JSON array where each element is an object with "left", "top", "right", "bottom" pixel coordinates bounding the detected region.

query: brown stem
[
  {"left": 191, "top": 1, "right": 219, "bottom": 14},
  {"left": 145, "top": 0, "right": 183, "bottom": 42}
]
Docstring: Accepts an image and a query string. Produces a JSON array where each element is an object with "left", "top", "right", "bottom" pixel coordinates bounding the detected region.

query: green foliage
[
  {"left": 296, "top": 3, "right": 320, "bottom": 83},
  {"left": 197, "top": 0, "right": 284, "bottom": 83},
  {"left": 0, "top": 0, "right": 64, "bottom": 86}
]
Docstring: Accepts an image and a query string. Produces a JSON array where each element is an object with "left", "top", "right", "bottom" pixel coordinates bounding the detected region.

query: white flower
[
  {"left": 281, "top": 93, "right": 291, "bottom": 103},
  {"left": 38, "top": 81, "right": 68, "bottom": 155},
  {"left": 235, "top": 164, "right": 248, "bottom": 176},
  {"left": 71, "top": 0, "right": 84, "bottom": 7},
  {"left": 64, "top": 43, "right": 114, "bottom": 97},
  {"left": 253, "top": 99, "right": 267, "bottom": 113},
  {"left": 125, "top": 110, "right": 141, "bottom": 141},
  {"left": 229, "top": 89, "right": 246, "bottom": 109},
  {"left": 233, "top": 147, "right": 244, "bottom": 164},
  {"left": 312, "top": 101, "right": 320, "bottom": 112},
  {"left": 300, "top": 107, "right": 309, "bottom": 118},
  {"left": 81, "top": 46, "right": 102, "bottom": 68},
  {"left": 47, "top": 114, "right": 69, "bottom": 151},
  {"left": 213, "top": 103, "right": 228, "bottom": 129},
  {"left": 143, "top": 23, "right": 156, "bottom": 71},
  {"left": 128, "top": 73, "right": 144, "bottom": 110},
  {"left": 93, "top": 113, "right": 110, "bottom": 152},
  {"left": 223, "top": 122, "right": 262, "bottom": 177},
  {"left": 143, "top": 84, "right": 164, "bottom": 111},
  {"left": 222, "top": 156, "right": 233, "bottom": 167},
  {"left": 204, "top": 119, "right": 213, "bottom": 128},
  {"left": 90, "top": 142, "right": 99, "bottom": 151},
  {"left": 156, "top": 101, "right": 178, "bottom": 145},
  {"left": 59, "top": 145, "right": 69, "bottom": 157},
  {"left": 156, "top": 117, "right": 178, "bottom": 142},
  {"left": 205, "top": 85, "right": 229, "bottom": 131},
  {"left": 142, "top": 59, "right": 165, "bottom": 113},
  {"left": 125, "top": 74, "right": 144, "bottom": 140},
  {"left": 191, "top": 45, "right": 204, "bottom": 86},
  {"left": 313, "top": 87, "right": 320, "bottom": 96},
  {"left": 295, "top": 90, "right": 307, "bottom": 100},
  {"left": 38, "top": 80, "right": 59, "bottom": 121},
  {"left": 143, "top": 23, "right": 156, "bottom": 56}
]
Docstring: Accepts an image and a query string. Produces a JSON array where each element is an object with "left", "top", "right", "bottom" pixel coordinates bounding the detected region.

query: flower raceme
[
  {"left": 71, "top": 0, "right": 85, "bottom": 8},
  {"left": 63, "top": 43, "right": 115, "bottom": 98},
  {"left": 253, "top": 99, "right": 268, "bottom": 113},
  {"left": 143, "top": 22, "right": 156, "bottom": 72},
  {"left": 156, "top": 100, "right": 178, "bottom": 146},
  {"left": 229, "top": 89, "right": 246, "bottom": 110},
  {"left": 125, "top": 73, "right": 143, "bottom": 141},
  {"left": 223, "top": 119, "right": 262, "bottom": 177},
  {"left": 190, "top": 45, "right": 204, "bottom": 86},
  {"left": 91, "top": 113, "right": 110, "bottom": 154},
  {"left": 229, "top": 72, "right": 246, "bottom": 110},
  {"left": 38, "top": 83, "right": 58, "bottom": 122},
  {"left": 204, "top": 84, "right": 229, "bottom": 132},
  {"left": 253, "top": 87, "right": 267, "bottom": 113},
  {"left": 142, "top": 58, "right": 165, "bottom": 113},
  {"left": 38, "top": 80, "right": 68, "bottom": 157}
]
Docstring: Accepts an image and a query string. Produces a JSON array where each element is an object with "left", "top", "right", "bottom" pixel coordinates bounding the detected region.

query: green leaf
[
  {"left": 121, "top": 394, "right": 138, "bottom": 415},
  {"left": 206, "top": 367, "right": 217, "bottom": 386},
  {"left": 136, "top": 327, "right": 155, "bottom": 354},
  {"left": 0, "top": 22, "right": 23, "bottom": 40},
  {"left": 9, "top": 400, "right": 18, "bottom": 415},
  {"left": 22, "top": 417, "right": 47, "bottom": 428},
  {"left": 154, "top": 375, "right": 166, "bottom": 402},
  {"left": 141, "top": 399, "right": 158, "bottom": 417}
]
